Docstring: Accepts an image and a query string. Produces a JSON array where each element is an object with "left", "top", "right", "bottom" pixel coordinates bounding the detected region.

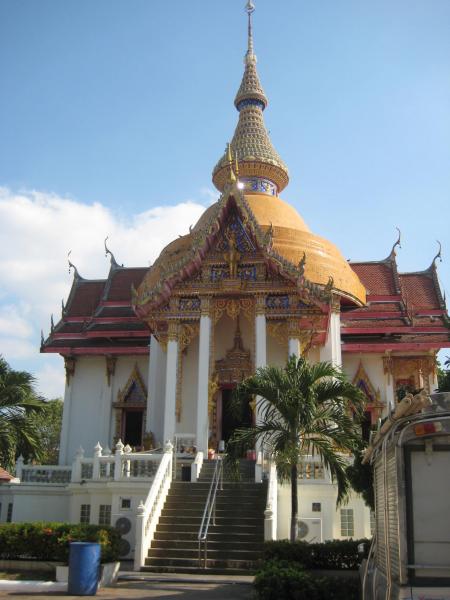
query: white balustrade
[
  {"left": 134, "top": 441, "right": 174, "bottom": 571},
  {"left": 190, "top": 451, "right": 204, "bottom": 482},
  {"left": 20, "top": 465, "right": 72, "bottom": 484},
  {"left": 17, "top": 439, "right": 166, "bottom": 485},
  {"left": 264, "top": 460, "right": 277, "bottom": 541}
]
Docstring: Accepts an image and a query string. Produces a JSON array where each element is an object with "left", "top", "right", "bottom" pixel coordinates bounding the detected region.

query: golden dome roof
[{"left": 137, "top": 193, "right": 366, "bottom": 308}]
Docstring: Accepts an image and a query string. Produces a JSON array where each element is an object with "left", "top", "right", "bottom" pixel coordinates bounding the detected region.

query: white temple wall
[
  {"left": 277, "top": 484, "right": 371, "bottom": 541},
  {"left": 59, "top": 355, "right": 150, "bottom": 465},
  {"left": 178, "top": 337, "right": 199, "bottom": 436},
  {"left": 60, "top": 357, "right": 106, "bottom": 465},
  {"left": 0, "top": 486, "right": 69, "bottom": 523}
]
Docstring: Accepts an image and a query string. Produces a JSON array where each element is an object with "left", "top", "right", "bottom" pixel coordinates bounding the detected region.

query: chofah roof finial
[
  {"left": 431, "top": 240, "right": 442, "bottom": 269},
  {"left": 104, "top": 236, "right": 120, "bottom": 268},
  {"left": 68, "top": 250, "right": 83, "bottom": 280}
]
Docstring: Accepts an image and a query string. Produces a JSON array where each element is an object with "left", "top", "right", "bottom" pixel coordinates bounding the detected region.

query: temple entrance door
[
  {"left": 122, "top": 409, "right": 144, "bottom": 449},
  {"left": 220, "top": 388, "right": 253, "bottom": 444}
]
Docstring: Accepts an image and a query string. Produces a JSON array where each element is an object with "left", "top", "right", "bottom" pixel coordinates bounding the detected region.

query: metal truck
[{"left": 361, "top": 390, "right": 450, "bottom": 600}]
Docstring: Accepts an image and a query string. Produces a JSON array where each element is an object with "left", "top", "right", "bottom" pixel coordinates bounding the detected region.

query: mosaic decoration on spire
[{"left": 212, "top": 1, "right": 289, "bottom": 194}]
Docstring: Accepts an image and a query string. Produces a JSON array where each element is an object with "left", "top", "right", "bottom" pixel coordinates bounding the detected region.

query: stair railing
[{"left": 198, "top": 456, "right": 223, "bottom": 568}]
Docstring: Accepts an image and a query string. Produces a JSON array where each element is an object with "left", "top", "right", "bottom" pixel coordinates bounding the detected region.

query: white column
[
  {"left": 288, "top": 337, "right": 301, "bottom": 358},
  {"left": 320, "top": 307, "right": 342, "bottom": 367},
  {"left": 163, "top": 322, "right": 179, "bottom": 444},
  {"left": 59, "top": 357, "right": 75, "bottom": 465},
  {"left": 382, "top": 355, "right": 396, "bottom": 412},
  {"left": 147, "top": 335, "right": 165, "bottom": 445},
  {"left": 255, "top": 297, "right": 267, "bottom": 432},
  {"left": 196, "top": 300, "right": 211, "bottom": 454}
]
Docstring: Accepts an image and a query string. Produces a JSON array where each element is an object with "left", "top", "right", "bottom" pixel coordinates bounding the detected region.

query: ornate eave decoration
[
  {"left": 215, "top": 317, "right": 252, "bottom": 386},
  {"left": 352, "top": 362, "right": 382, "bottom": 407},
  {"left": 115, "top": 363, "right": 147, "bottom": 407},
  {"left": 133, "top": 186, "right": 333, "bottom": 320}
]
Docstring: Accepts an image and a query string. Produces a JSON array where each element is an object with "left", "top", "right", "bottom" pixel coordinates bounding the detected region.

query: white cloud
[
  {"left": 0, "top": 186, "right": 210, "bottom": 395},
  {"left": 34, "top": 359, "right": 66, "bottom": 400}
]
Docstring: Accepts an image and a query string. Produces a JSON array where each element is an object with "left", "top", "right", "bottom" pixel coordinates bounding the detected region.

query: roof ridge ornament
[
  {"left": 104, "top": 236, "right": 121, "bottom": 268},
  {"left": 68, "top": 250, "right": 84, "bottom": 280},
  {"left": 431, "top": 240, "right": 442, "bottom": 269},
  {"left": 390, "top": 227, "right": 401, "bottom": 258}
]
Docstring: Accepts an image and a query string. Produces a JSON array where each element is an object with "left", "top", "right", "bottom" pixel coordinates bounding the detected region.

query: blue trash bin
[{"left": 68, "top": 542, "right": 101, "bottom": 596}]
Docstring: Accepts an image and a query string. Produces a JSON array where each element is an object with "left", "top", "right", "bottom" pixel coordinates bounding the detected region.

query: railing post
[
  {"left": 71, "top": 446, "right": 84, "bottom": 483},
  {"left": 15, "top": 455, "right": 24, "bottom": 480},
  {"left": 103, "top": 446, "right": 111, "bottom": 478},
  {"left": 134, "top": 500, "right": 146, "bottom": 571},
  {"left": 92, "top": 442, "right": 102, "bottom": 480},
  {"left": 124, "top": 444, "right": 132, "bottom": 477},
  {"left": 114, "top": 439, "right": 124, "bottom": 481}
]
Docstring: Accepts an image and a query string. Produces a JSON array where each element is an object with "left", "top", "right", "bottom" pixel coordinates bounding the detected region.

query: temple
[{"left": 1, "top": 1, "right": 449, "bottom": 566}]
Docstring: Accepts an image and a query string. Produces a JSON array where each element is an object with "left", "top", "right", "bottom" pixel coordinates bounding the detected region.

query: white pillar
[
  {"left": 320, "top": 308, "right": 342, "bottom": 367},
  {"left": 196, "top": 300, "right": 211, "bottom": 454},
  {"left": 288, "top": 337, "right": 301, "bottom": 358},
  {"left": 147, "top": 335, "right": 165, "bottom": 445},
  {"left": 163, "top": 322, "right": 179, "bottom": 444},
  {"left": 59, "top": 357, "right": 75, "bottom": 465},
  {"left": 383, "top": 355, "right": 396, "bottom": 412},
  {"left": 255, "top": 297, "right": 267, "bottom": 432}
]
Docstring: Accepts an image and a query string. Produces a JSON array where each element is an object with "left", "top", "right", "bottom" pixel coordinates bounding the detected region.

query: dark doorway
[
  {"left": 123, "top": 410, "right": 143, "bottom": 447},
  {"left": 221, "top": 388, "right": 253, "bottom": 443}
]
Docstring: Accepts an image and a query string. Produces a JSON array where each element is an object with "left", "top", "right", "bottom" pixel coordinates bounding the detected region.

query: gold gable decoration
[
  {"left": 117, "top": 363, "right": 147, "bottom": 405},
  {"left": 352, "top": 362, "right": 383, "bottom": 422}
]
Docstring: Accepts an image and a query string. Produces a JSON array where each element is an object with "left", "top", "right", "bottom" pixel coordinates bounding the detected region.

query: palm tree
[
  {"left": 228, "top": 355, "right": 365, "bottom": 542},
  {"left": 0, "top": 356, "right": 45, "bottom": 471}
]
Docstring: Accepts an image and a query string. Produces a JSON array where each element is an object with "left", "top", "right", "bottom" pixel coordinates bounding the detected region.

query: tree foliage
[
  {"left": 228, "top": 356, "right": 365, "bottom": 541},
  {"left": 19, "top": 398, "right": 63, "bottom": 465},
  {"left": 437, "top": 356, "right": 450, "bottom": 392},
  {"left": 0, "top": 356, "right": 46, "bottom": 471}
]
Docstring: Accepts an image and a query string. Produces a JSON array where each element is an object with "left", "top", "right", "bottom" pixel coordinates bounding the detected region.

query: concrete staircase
[{"left": 142, "top": 459, "right": 266, "bottom": 574}]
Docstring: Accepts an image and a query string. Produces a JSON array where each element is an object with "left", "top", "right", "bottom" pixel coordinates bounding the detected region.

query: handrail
[{"left": 198, "top": 456, "right": 223, "bottom": 568}]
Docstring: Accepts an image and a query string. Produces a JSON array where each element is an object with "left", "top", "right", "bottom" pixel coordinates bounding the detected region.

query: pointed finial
[
  {"left": 68, "top": 250, "right": 83, "bottom": 279},
  {"left": 50, "top": 314, "right": 55, "bottom": 332},
  {"left": 61, "top": 299, "right": 66, "bottom": 315},
  {"left": 227, "top": 143, "right": 236, "bottom": 183},
  {"left": 245, "top": 1, "right": 256, "bottom": 62},
  {"left": 390, "top": 227, "right": 401, "bottom": 257},
  {"left": 234, "top": 150, "right": 239, "bottom": 178},
  {"left": 104, "top": 236, "right": 119, "bottom": 268},
  {"left": 40, "top": 329, "right": 44, "bottom": 345},
  {"left": 431, "top": 240, "right": 442, "bottom": 269}
]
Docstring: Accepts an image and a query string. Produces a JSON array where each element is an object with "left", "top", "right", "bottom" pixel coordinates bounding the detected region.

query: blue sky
[{"left": 0, "top": 0, "right": 449, "bottom": 397}]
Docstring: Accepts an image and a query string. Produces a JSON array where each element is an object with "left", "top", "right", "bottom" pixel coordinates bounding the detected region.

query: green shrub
[
  {"left": 263, "top": 538, "right": 370, "bottom": 570},
  {"left": 254, "top": 560, "right": 361, "bottom": 600},
  {"left": 0, "top": 522, "right": 121, "bottom": 563}
]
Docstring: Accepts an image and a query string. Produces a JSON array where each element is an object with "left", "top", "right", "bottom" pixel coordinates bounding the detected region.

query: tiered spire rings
[{"left": 212, "top": 1, "right": 289, "bottom": 195}]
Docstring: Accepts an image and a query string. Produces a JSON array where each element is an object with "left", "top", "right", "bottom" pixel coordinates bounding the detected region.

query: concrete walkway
[{"left": 0, "top": 579, "right": 255, "bottom": 599}]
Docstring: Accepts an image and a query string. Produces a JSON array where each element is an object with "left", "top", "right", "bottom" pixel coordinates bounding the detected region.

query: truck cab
[{"left": 362, "top": 392, "right": 450, "bottom": 600}]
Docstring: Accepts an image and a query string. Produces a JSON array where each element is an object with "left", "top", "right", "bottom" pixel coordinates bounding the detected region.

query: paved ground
[{"left": 0, "top": 580, "right": 255, "bottom": 599}]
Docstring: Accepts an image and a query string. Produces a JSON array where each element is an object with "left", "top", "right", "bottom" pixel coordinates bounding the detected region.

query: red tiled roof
[
  {"left": 65, "top": 281, "right": 105, "bottom": 317},
  {"left": 106, "top": 268, "right": 147, "bottom": 302},
  {"left": 0, "top": 467, "right": 13, "bottom": 481},
  {"left": 350, "top": 262, "right": 397, "bottom": 295},
  {"left": 400, "top": 273, "right": 441, "bottom": 310}
]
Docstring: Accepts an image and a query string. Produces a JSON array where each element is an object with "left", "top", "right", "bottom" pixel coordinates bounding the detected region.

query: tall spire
[
  {"left": 246, "top": 0, "right": 255, "bottom": 61},
  {"left": 212, "top": 1, "right": 289, "bottom": 195}
]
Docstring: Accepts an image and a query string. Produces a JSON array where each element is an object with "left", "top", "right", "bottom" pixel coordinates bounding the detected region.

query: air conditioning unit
[
  {"left": 297, "top": 518, "right": 322, "bottom": 543},
  {"left": 113, "top": 514, "right": 135, "bottom": 559}
]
